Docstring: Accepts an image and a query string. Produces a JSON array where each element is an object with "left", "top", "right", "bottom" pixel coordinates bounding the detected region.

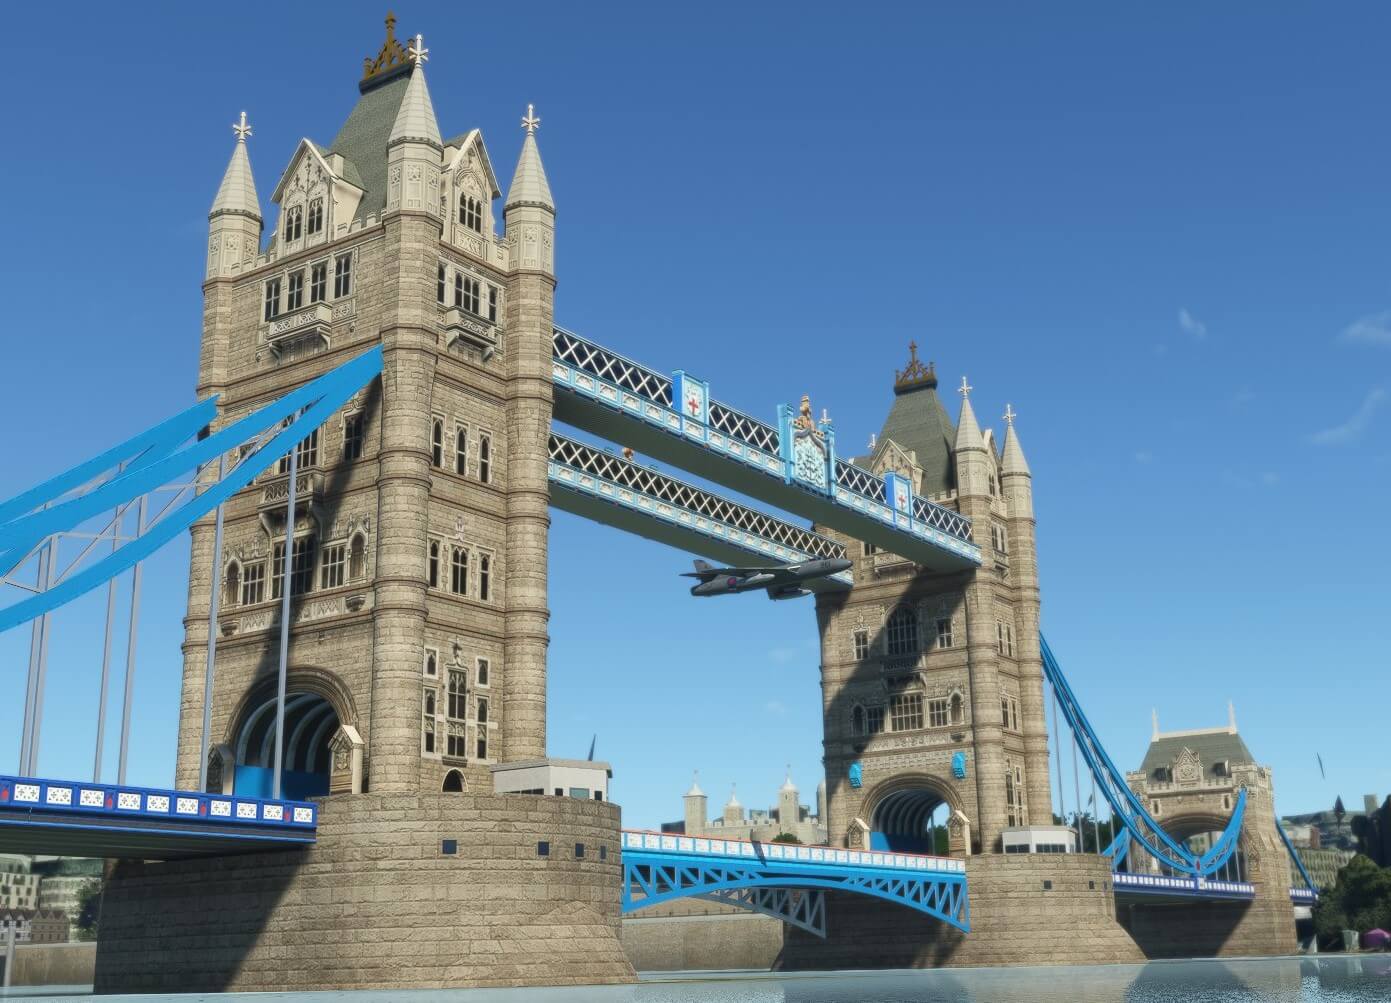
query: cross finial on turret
[
  {"left": 522, "top": 103, "right": 541, "bottom": 134},
  {"left": 958, "top": 376, "right": 973, "bottom": 399},
  {"left": 1003, "top": 403, "right": 1017, "bottom": 426},
  {"left": 232, "top": 110, "right": 252, "bottom": 142},
  {"left": 408, "top": 32, "right": 428, "bottom": 65}
]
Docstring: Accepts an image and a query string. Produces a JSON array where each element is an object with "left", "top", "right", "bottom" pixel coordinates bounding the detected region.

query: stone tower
[
  {"left": 174, "top": 16, "right": 558, "bottom": 797},
  {"left": 813, "top": 346, "right": 1052, "bottom": 855}
]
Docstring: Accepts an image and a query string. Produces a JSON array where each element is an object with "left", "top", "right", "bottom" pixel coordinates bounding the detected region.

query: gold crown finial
[
  {"left": 361, "top": 11, "right": 410, "bottom": 87},
  {"left": 893, "top": 341, "right": 937, "bottom": 393}
]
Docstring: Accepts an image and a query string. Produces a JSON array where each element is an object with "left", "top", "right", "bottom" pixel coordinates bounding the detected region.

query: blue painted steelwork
[
  {"left": 620, "top": 830, "right": 969, "bottom": 935},
  {"left": 1290, "top": 887, "right": 1318, "bottom": 905},
  {"left": 551, "top": 328, "right": 980, "bottom": 571},
  {"left": 548, "top": 432, "right": 851, "bottom": 586},
  {"left": 0, "top": 773, "right": 315, "bottom": 834},
  {"left": 695, "top": 887, "right": 826, "bottom": 938},
  {"left": 1276, "top": 811, "right": 1319, "bottom": 899},
  {"left": 1041, "top": 636, "right": 1247, "bottom": 877},
  {"left": 0, "top": 348, "right": 383, "bottom": 633},
  {"left": 951, "top": 751, "right": 967, "bottom": 779},
  {"left": 1111, "top": 871, "right": 1254, "bottom": 901}
]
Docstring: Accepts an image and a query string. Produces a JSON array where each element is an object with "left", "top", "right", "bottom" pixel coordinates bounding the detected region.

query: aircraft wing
[{"left": 679, "top": 564, "right": 790, "bottom": 579}]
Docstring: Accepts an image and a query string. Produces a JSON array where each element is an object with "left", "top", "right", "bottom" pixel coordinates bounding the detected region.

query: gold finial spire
[
  {"left": 361, "top": 11, "right": 410, "bottom": 87},
  {"left": 231, "top": 110, "right": 252, "bottom": 142},
  {"left": 893, "top": 341, "right": 938, "bottom": 393},
  {"left": 522, "top": 103, "right": 541, "bottom": 134}
]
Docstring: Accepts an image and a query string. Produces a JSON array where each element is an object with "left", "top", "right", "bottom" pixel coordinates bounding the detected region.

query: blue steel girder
[
  {"left": 694, "top": 887, "right": 826, "bottom": 938},
  {"left": 620, "top": 837, "right": 969, "bottom": 933},
  {"left": 548, "top": 432, "right": 851, "bottom": 588},
  {"left": 0, "top": 348, "right": 383, "bottom": 633},
  {"left": 551, "top": 328, "right": 981, "bottom": 573},
  {"left": 1041, "top": 635, "right": 1247, "bottom": 878}
]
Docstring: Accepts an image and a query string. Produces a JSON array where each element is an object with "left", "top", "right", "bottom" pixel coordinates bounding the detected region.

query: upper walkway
[{"left": 551, "top": 328, "right": 981, "bottom": 573}]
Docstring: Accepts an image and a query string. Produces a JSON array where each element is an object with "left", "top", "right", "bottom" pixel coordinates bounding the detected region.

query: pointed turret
[
  {"left": 953, "top": 377, "right": 984, "bottom": 454},
  {"left": 384, "top": 34, "right": 443, "bottom": 217},
  {"left": 505, "top": 105, "right": 556, "bottom": 275},
  {"left": 722, "top": 784, "right": 743, "bottom": 825},
  {"left": 780, "top": 768, "right": 797, "bottom": 794},
  {"left": 211, "top": 113, "right": 261, "bottom": 219},
  {"left": 683, "top": 771, "right": 708, "bottom": 834},
  {"left": 1000, "top": 406, "right": 1030, "bottom": 477},
  {"left": 506, "top": 108, "right": 554, "bottom": 211},
  {"left": 387, "top": 40, "right": 441, "bottom": 148},
  {"left": 207, "top": 111, "right": 263, "bottom": 279}
]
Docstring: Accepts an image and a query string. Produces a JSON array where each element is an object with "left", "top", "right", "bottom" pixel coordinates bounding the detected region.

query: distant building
[
  {"left": 0, "top": 908, "right": 68, "bottom": 945},
  {"left": 661, "top": 771, "right": 828, "bottom": 845},
  {"left": 1283, "top": 793, "right": 1379, "bottom": 853},
  {"left": 0, "top": 856, "right": 39, "bottom": 912},
  {"left": 32, "top": 857, "right": 102, "bottom": 941}
]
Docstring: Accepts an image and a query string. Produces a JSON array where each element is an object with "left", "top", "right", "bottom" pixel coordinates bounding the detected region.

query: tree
[
  {"left": 1313, "top": 854, "right": 1391, "bottom": 949},
  {"left": 75, "top": 878, "right": 102, "bottom": 942}
]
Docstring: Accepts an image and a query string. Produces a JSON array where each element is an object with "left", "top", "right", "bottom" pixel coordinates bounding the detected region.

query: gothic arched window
[
  {"left": 950, "top": 693, "right": 964, "bottom": 725},
  {"left": 886, "top": 607, "right": 918, "bottom": 657},
  {"left": 442, "top": 769, "right": 464, "bottom": 793},
  {"left": 430, "top": 418, "right": 444, "bottom": 467},
  {"left": 283, "top": 205, "right": 302, "bottom": 243},
  {"left": 224, "top": 561, "right": 241, "bottom": 608},
  {"left": 307, "top": 199, "right": 323, "bottom": 235},
  {"left": 459, "top": 194, "right": 482, "bottom": 233},
  {"left": 428, "top": 540, "right": 440, "bottom": 588},
  {"left": 348, "top": 533, "right": 366, "bottom": 581},
  {"left": 851, "top": 705, "right": 865, "bottom": 737}
]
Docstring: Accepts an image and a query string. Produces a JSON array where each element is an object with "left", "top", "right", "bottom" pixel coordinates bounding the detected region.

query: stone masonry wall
[
  {"left": 94, "top": 793, "right": 635, "bottom": 992},
  {"left": 778, "top": 854, "right": 1145, "bottom": 970}
]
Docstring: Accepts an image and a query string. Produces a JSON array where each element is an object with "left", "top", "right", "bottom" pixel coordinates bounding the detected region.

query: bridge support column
[{"left": 500, "top": 162, "right": 556, "bottom": 763}]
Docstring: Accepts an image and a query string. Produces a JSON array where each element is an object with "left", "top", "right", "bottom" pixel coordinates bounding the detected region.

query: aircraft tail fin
[{"left": 692, "top": 559, "right": 714, "bottom": 573}]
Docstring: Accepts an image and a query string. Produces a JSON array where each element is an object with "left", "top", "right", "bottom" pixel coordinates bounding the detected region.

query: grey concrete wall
[
  {"left": 623, "top": 914, "right": 784, "bottom": 972},
  {"left": 94, "top": 792, "right": 636, "bottom": 992},
  {"left": 6, "top": 942, "right": 96, "bottom": 987}
]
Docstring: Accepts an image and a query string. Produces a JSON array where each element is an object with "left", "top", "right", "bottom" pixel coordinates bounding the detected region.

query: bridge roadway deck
[
  {"left": 548, "top": 432, "right": 851, "bottom": 589},
  {"left": 551, "top": 328, "right": 981, "bottom": 573},
  {"left": 0, "top": 774, "right": 316, "bottom": 858}
]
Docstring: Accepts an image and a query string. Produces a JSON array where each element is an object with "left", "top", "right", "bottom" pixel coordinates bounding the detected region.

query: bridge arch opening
[
  {"left": 231, "top": 690, "right": 340, "bottom": 801},
  {"left": 1129, "top": 811, "right": 1250, "bottom": 882},
  {"left": 865, "top": 775, "right": 960, "bottom": 855}
]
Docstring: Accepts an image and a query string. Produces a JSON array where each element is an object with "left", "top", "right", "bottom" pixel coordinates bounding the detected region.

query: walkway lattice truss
[{"left": 620, "top": 833, "right": 970, "bottom": 938}]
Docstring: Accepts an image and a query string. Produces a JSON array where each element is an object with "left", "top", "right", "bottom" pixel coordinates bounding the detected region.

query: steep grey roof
[
  {"left": 388, "top": 63, "right": 442, "bottom": 147},
  {"left": 326, "top": 71, "right": 413, "bottom": 223},
  {"left": 210, "top": 139, "right": 260, "bottom": 218},
  {"left": 860, "top": 384, "right": 958, "bottom": 497},
  {"left": 506, "top": 130, "right": 554, "bottom": 210},
  {"left": 1139, "top": 730, "right": 1255, "bottom": 783}
]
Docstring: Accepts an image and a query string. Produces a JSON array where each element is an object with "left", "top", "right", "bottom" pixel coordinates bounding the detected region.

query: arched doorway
[
  {"left": 865, "top": 775, "right": 960, "bottom": 854},
  {"left": 442, "top": 769, "right": 465, "bottom": 793},
  {"left": 233, "top": 691, "right": 340, "bottom": 801}
]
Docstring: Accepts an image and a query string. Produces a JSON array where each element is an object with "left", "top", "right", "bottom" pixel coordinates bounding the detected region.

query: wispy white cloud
[
  {"left": 1339, "top": 311, "right": 1391, "bottom": 347},
  {"left": 1179, "top": 308, "right": 1208, "bottom": 341},
  {"left": 1307, "top": 388, "right": 1388, "bottom": 446}
]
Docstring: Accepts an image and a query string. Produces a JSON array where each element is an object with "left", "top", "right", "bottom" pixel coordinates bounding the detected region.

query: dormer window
[
  {"left": 459, "top": 194, "right": 482, "bottom": 233},
  {"left": 307, "top": 199, "right": 323, "bottom": 236},
  {"left": 283, "top": 205, "right": 303, "bottom": 243}
]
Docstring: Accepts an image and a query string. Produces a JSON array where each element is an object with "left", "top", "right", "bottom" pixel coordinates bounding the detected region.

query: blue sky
[{"left": 2, "top": 3, "right": 1389, "bottom": 830}]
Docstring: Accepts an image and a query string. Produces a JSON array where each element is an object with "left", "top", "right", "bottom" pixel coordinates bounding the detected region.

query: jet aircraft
[{"left": 681, "top": 557, "right": 852, "bottom": 600}]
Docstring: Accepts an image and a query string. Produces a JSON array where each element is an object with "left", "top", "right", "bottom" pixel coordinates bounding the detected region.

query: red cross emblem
[
  {"left": 686, "top": 392, "right": 701, "bottom": 416},
  {"left": 105, "top": 794, "right": 114, "bottom": 809},
  {"left": 0, "top": 785, "right": 9, "bottom": 802},
  {"left": 199, "top": 802, "right": 208, "bottom": 816}
]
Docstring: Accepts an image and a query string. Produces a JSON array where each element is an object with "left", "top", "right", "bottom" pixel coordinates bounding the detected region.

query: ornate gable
[
  {"left": 1173, "top": 746, "right": 1203, "bottom": 786},
  {"left": 869, "top": 437, "right": 923, "bottom": 490}
]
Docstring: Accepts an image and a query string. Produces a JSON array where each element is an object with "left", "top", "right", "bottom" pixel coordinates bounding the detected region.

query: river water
[{"left": 3, "top": 957, "right": 1389, "bottom": 1001}]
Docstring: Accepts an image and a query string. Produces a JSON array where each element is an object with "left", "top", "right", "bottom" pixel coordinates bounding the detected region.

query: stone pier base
[{"left": 94, "top": 792, "right": 637, "bottom": 992}]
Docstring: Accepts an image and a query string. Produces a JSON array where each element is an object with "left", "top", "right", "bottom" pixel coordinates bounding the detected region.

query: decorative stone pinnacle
[
  {"left": 232, "top": 111, "right": 252, "bottom": 142},
  {"left": 522, "top": 103, "right": 541, "bottom": 134},
  {"left": 408, "top": 32, "right": 428, "bottom": 65},
  {"left": 1003, "top": 403, "right": 1017, "bottom": 426},
  {"left": 958, "top": 376, "right": 973, "bottom": 400},
  {"left": 893, "top": 341, "right": 937, "bottom": 393}
]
